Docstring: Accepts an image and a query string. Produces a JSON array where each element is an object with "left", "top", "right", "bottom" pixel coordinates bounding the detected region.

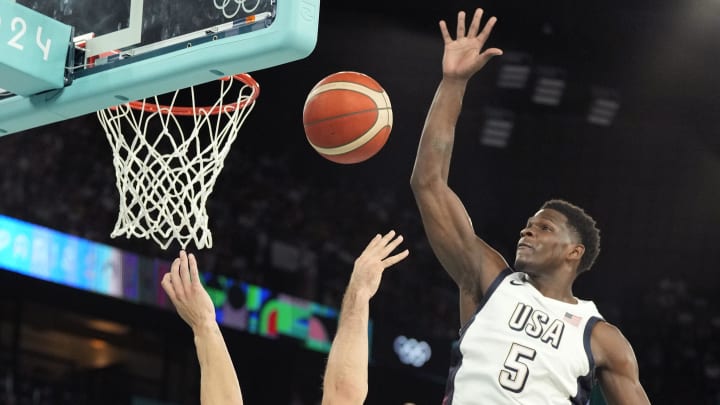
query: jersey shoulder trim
[
  {"left": 457, "top": 268, "right": 512, "bottom": 336},
  {"left": 475, "top": 268, "right": 513, "bottom": 313},
  {"left": 569, "top": 316, "right": 604, "bottom": 404}
]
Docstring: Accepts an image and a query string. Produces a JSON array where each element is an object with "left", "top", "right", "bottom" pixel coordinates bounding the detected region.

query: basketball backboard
[{"left": 0, "top": 0, "right": 320, "bottom": 136}]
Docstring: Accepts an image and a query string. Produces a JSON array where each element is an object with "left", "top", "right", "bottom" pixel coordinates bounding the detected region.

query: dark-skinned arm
[
  {"left": 591, "top": 321, "right": 651, "bottom": 404},
  {"left": 410, "top": 9, "right": 507, "bottom": 325}
]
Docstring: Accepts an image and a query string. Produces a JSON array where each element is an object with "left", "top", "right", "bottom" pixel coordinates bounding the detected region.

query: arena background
[{"left": 1, "top": 0, "right": 719, "bottom": 403}]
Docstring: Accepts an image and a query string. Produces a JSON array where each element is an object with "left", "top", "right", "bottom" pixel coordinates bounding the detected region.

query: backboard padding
[{"left": 0, "top": 0, "right": 320, "bottom": 136}]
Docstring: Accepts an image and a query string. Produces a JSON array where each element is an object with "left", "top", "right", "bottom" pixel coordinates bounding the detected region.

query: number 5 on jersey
[{"left": 499, "top": 343, "right": 537, "bottom": 392}]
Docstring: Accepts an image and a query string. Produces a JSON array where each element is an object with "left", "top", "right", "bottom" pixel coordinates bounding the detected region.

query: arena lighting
[
  {"left": 587, "top": 86, "right": 620, "bottom": 126},
  {"left": 86, "top": 319, "right": 130, "bottom": 335},
  {"left": 393, "top": 335, "right": 432, "bottom": 367},
  {"left": 532, "top": 66, "right": 567, "bottom": 106},
  {"left": 496, "top": 51, "right": 532, "bottom": 89},
  {"left": 480, "top": 107, "right": 515, "bottom": 148}
]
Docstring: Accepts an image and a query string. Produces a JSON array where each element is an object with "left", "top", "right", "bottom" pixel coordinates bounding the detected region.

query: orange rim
[{"left": 124, "top": 73, "right": 260, "bottom": 116}]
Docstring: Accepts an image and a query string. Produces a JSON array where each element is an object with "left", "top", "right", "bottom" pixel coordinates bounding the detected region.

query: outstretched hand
[
  {"left": 161, "top": 251, "right": 216, "bottom": 332},
  {"left": 348, "top": 230, "right": 409, "bottom": 300},
  {"left": 439, "top": 8, "right": 503, "bottom": 80}
]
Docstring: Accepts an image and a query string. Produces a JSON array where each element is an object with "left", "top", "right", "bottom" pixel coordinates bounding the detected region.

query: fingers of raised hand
[
  {"left": 439, "top": 20, "right": 451, "bottom": 43},
  {"left": 382, "top": 233, "right": 404, "bottom": 257},
  {"left": 188, "top": 252, "right": 200, "bottom": 284},
  {"left": 375, "top": 231, "right": 407, "bottom": 267},
  {"left": 170, "top": 257, "right": 185, "bottom": 299},
  {"left": 161, "top": 272, "right": 176, "bottom": 301},
  {"left": 478, "top": 15, "right": 498, "bottom": 43},
  {"left": 382, "top": 248, "right": 410, "bottom": 269},
  {"left": 360, "top": 231, "right": 407, "bottom": 269},
  {"left": 179, "top": 250, "right": 192, "bottom": 285},
  {"left": 379, "top": 230, "right": 397, "bottom": 246},
  {"left": 456, "top": 11, "right": 466, "bottom": 39},
  {"left": 467, "top": 8, "right": 484, "bottom": 38},
  {"left": 361, "top": 233, "right": 383, "bottom": 256},
  {"left": 364, "top": 231, "right": 394, "bottom": 255}
]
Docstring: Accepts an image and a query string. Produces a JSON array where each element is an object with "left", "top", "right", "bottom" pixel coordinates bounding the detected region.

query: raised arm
[
  {"left": 591, "top": 321, "right": 651, "bottom": 404},
  {"left": 410, "top": 9, "right": 507, "bottom": 322},
  {"left": 321, "top": 231, "right": 409, "bottom": 405},
  {"left": 161, "top": 251, "right": 243, "bottom": 405}
]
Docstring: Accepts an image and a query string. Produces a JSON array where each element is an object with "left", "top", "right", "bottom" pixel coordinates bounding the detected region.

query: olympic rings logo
[
  {"left": 213, "top": 0, "right": 260, "bottom": 19},
  {"left": 393, "top": 335, "right": 432, "bottom": 367}
]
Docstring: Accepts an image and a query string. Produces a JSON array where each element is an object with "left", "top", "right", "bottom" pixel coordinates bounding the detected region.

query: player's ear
[{"left": 567, "top": 244, "right": 585, "bottom": 262}]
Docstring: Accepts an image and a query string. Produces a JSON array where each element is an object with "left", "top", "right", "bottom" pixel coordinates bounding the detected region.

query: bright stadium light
[
  {"left": 497, "top": 51, "right": 532, "bottom": 89},
  {"left": 532, "top": 66, "right": 566, "bottom": 106},
  {"left": 587, "top": 86, "right": 620, "bottom": 126},
  {"left": 480, "top": 107, "right": 515, "bottom": 149}
]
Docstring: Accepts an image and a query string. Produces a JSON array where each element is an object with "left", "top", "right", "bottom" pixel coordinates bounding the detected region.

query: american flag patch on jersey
[{"left": 564, "top": 312, "right": 582, "bottom": 327}]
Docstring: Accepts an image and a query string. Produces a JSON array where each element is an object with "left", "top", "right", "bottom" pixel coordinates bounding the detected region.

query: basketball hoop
[{"left": 97, "top": 74, "right": 260, "bottom": 250}]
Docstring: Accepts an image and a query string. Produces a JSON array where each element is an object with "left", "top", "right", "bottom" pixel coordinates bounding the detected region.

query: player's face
[{"left": 514, "top": 209, "right": 577, "bottom": 273}]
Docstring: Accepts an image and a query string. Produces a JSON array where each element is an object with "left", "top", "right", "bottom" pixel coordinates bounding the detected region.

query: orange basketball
[{"left": 303, "top": 71, "right": 393, "bottom": 164}]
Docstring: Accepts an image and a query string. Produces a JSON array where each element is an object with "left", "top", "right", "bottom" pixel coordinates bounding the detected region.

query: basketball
[{"left": 303, "top": 71, "right": 393, "bottom": 164}]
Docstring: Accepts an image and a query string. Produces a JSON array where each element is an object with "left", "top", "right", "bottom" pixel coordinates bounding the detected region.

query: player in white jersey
[{"left": 410, "top": 8, "right": 651, "bottom": 404}]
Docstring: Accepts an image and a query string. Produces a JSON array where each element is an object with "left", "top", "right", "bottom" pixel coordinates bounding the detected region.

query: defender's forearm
[
  {"left": 194, "top": 322, "right": 243, "bottom": 405},
  {"left": 322, "top": 288, "right": 371, "bottom": 405}
]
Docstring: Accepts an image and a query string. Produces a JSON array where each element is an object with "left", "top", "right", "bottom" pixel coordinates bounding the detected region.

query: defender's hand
[
  {"left": 348, "top": 230, "right": 409, "bottom": 299},
  {"left": 161, "top": 251, "right": 217, "bottom": 332}
]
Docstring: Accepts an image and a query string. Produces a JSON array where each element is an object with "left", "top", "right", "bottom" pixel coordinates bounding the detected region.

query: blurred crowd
[{"left": 0, "top": 119, "right": 718, "bottom": 403}]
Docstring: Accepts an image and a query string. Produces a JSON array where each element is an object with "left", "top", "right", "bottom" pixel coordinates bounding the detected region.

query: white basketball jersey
[{"left": 444, "top": 269, "right": 603, "bottom": 405}]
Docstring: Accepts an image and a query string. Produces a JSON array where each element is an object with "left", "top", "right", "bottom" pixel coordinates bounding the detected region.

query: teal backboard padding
[
  {"left": 0, "top": 0, "right": 320, "bottom": 136},
  {"left": 0, "top": 1, "right": 72, "bottom": 96}
]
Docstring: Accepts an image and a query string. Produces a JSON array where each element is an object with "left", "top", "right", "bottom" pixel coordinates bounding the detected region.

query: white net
[{"left": 97, "top": 74, "right": 258, "bottom": 250}]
